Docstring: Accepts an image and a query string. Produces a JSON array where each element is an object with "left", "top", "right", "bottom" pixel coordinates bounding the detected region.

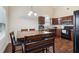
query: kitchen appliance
[
  {"left": 74, "top": 10, "right": 79, "bottom": 53},
  {"left": 38, "top": 24, "right": 44, "bottom": 31},
  {"left": 61, "top": 26, "right": 71, "bottom": 40}
]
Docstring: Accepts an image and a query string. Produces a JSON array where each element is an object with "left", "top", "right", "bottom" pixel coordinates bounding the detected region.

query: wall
[
  {"left": 8, "top": 6, "right": 54, "bottom": 33},
  {"left": 53, "top": 6, "right": 79, "bottom": 18},
  {"left": 0, "top": 6, "right": 9, "bottom": 52}
]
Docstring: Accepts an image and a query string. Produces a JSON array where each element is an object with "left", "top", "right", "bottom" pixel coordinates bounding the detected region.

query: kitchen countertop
[{"left": 44, "top": 25, "right": 74, "bottom": 29}]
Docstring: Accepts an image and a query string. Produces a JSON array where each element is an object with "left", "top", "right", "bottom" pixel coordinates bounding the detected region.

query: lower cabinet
[
  {"left": 71, "top": 31, "right": 73, "bottom": 41},
  {"left": 56, "top": 29, "right": 61, "bottom": 37}
]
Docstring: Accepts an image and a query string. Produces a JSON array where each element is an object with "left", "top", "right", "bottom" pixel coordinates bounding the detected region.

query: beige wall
[
  {"left": 8, "top": 6, "right": 54, "bottom": 33},
  {"left": 53, "top": 6, "right": 79, "bottom": 18},
  {"left": 0, "top": 6, "right": 9, "bottom": 52}
]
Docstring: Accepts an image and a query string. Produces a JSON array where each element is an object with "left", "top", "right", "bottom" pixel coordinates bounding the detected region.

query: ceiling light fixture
[{"left": 27, "top": 6, "right": 37, "bottom": 16}]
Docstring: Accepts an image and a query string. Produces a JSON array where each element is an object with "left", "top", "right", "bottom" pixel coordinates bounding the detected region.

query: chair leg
[
  {"left": 12, "top": 46, "right": 15, "bottom": 53},
  {"left": 53, "top": 43, "right": 55, "bottom": 53},
  {"left": 42, "top": 49, "right": 44, "bottom": 53},
  {"left": 22, "top": 43, "right": 26, "bottom": 53},
  {"left": 22, "top": 43, "right": 25, "bottom": 53},
  {"left": 42, "top": 48, "right": 45, "bottom": 53},
  {"left": 46, "top": 48, "right": 48, "bottom": 53},
  {"left": 22, "top": 45, "right": 23, "bottom": 53}
]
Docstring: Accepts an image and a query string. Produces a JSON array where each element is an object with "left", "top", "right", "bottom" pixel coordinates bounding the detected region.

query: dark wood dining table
[
  {"left": 17, "top": 31, "right": 52, "bottom": 40},
  {"left": 17, "top": 31, "right": 55, "bottom": 53}
]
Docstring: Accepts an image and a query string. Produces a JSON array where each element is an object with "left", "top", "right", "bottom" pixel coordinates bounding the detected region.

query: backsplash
[{"left": 44, "top": 25, "right": 74, "bottom": 29}]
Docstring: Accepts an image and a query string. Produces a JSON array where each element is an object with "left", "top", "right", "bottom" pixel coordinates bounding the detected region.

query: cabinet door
[
  {"left": 38, "top": 16, "right": 45, "bottom": 24},
  {"left": 68, "top": 15, "right": 73, "bottom": 24},
  {"left": 61, "top": 15, "right": 73, "bottom": 24},
  {"left": 52, "top": 18, "right": 58, "bottom": 25},
  {"left": 61, "top": 16, "right": 67, "bottom": 24},
  {"left": 56, "top": 29, "right": 61, "bottom": 37},
  {"left": 68, "top": 16, "right": 73, "bottom": 20}
]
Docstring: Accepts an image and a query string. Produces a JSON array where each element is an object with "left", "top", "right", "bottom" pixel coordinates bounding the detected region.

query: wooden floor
[{"left": 4, "top": 37, "right": 73, "bottom": 53}]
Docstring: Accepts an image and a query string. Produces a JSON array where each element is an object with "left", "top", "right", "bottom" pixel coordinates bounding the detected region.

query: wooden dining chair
[
  {"left": 21, "top": 29, "right": 28, "bottom": 32},
  {"left": 42, "top": 33, "right": 55, "bottom": 53},
  {"left": 26, "top": 35, "right": 43, "bottom": 42},
  {"left": 29, "top": 29, "right": 35, "bottom": 31},
  {"left": 22, "top": 42, "right": 45, "bottom": 53},
  {"left": 22, "top": 34, "right": 55, "bottom": 53},
  {"left": 22, "top": 35, "right": 45, "bottom": 53},
  {"left": 10, "top": 32, "right": 23, "bottom": 53}
]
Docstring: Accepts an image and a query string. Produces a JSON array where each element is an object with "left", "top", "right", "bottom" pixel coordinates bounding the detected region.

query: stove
[{"left": 61, "top": 26, "right": 73, "bottom": 40}]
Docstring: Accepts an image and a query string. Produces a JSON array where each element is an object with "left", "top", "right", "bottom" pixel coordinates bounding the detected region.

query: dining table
[
  {"left": 17, "top": 31, "right": 53, "bottom": 40},
  {"left": 16, "top": 31, "right": 55, "bottom": 53}
]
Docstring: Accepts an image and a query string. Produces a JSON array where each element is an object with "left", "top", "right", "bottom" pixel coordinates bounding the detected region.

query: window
[
  {"left": 0, "top": 23, "right": 5, "bottom": 32},
  {"left": 0, "top": 23, "right": 5, "bottom": 40},
  {"left": 0, "top": 7, "right": 6, "bottom": 40}
]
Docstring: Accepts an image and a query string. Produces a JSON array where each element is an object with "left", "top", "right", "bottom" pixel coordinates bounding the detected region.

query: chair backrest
[
  {"left": 26, "top": 38, "right": 54, "bottom": 48},
  {"left": 24, "top": 34, "right": 55, "bottom": 53},
  {"left": 42, "top": 33, "right": 55, "bottom": 39},
  {"left": 29, "top": 29, "right": 35, "bottom": 31},
  {"left": 25, "top": 35, "right": 43, "bottom": 42},
  {"left": 10, "top": 32, "right": 16, "bottom": 45},
  {"left": 21, "top": 29, "right": 28, "bottom": 32}
]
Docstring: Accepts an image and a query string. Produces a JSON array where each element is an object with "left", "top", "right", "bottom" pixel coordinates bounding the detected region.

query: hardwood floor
[
  {"left": 4, "top": 37, "right": 73, "bottom": 53},
  {"left": 55, "top": 37, "right": 73, "bottom": 53}
]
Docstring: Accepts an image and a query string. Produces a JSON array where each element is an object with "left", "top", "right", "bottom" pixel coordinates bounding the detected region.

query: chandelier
[{"left": 27, "top": 6, "right": 37, "bottom": 16}]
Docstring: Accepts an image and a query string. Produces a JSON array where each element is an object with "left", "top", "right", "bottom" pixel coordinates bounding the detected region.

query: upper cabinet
[
  {"left": 51, "top": 15, "right": 73, "bottom": 25},
  {"left": 38, "top": 16, "right": 45, "bottom": 24},
  {"left": 38, "top": 15, "right": 73, "bottom": 25},
  {"left": 52, "top": 18, "right": 58, "bottom": 25},
  {"left": 61, "top": 15, "right": 73, "bottom": 25}
]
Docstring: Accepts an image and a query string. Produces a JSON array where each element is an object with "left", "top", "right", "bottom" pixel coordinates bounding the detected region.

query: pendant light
[{"left": 27, "top": 6, "right": 37, "bottom": 16}]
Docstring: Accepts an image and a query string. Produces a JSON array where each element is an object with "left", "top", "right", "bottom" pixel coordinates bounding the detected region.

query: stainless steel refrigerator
[{"left": 74, "top": 10, "right": 79, "bottom": 53}]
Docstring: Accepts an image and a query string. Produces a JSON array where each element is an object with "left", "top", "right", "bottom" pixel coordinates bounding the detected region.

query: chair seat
[
  {"left": 17, "top": 38, "right": 29, "bottom": 45},
  {"left": 26, "top": 48, "right": 44, "bottom": 53},
  {"left": 14, "top": 41, "right": 22, "bottom": 46},
  {"left": 25, "top": 41, "right": 53, "bottom": 52},
  {"left": 25, "top": 46, "right": 44, "bottom": 53}
]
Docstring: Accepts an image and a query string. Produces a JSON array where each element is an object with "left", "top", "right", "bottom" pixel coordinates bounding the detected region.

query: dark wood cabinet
[
  {"left": 61, "top": 15, "right": 73, "bottom": 24},
  {"left": 38, "top": 16, "right": 45, "bottom": 24},
  {"left": 71, "top": 31, "right": 73, "bottom": 41},
  {"left": 52, "top": 18, "right": 58, "bottom": 25},
  {"left": 56, "top": 29, "right": 61, "bottom": 37}
]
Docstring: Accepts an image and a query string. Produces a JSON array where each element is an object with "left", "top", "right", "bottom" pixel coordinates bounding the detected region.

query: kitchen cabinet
[
  {"left": 56, "top": 29, "right": 61, "bottom": 37},
  {"left": 52, "top": 18, "right": 58, "bottom": 25},
  {"left": 38, "top": 16, "right": 45, "bottom": 24},
  {"left": 71, "top": 31, "right": 73, "bottom": 41},
  {"left": 61, "top": 15, "right": 73, "bottom": 25},
  {"left": 38, "top": 16, "right": 51, "bottom": 31}
]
